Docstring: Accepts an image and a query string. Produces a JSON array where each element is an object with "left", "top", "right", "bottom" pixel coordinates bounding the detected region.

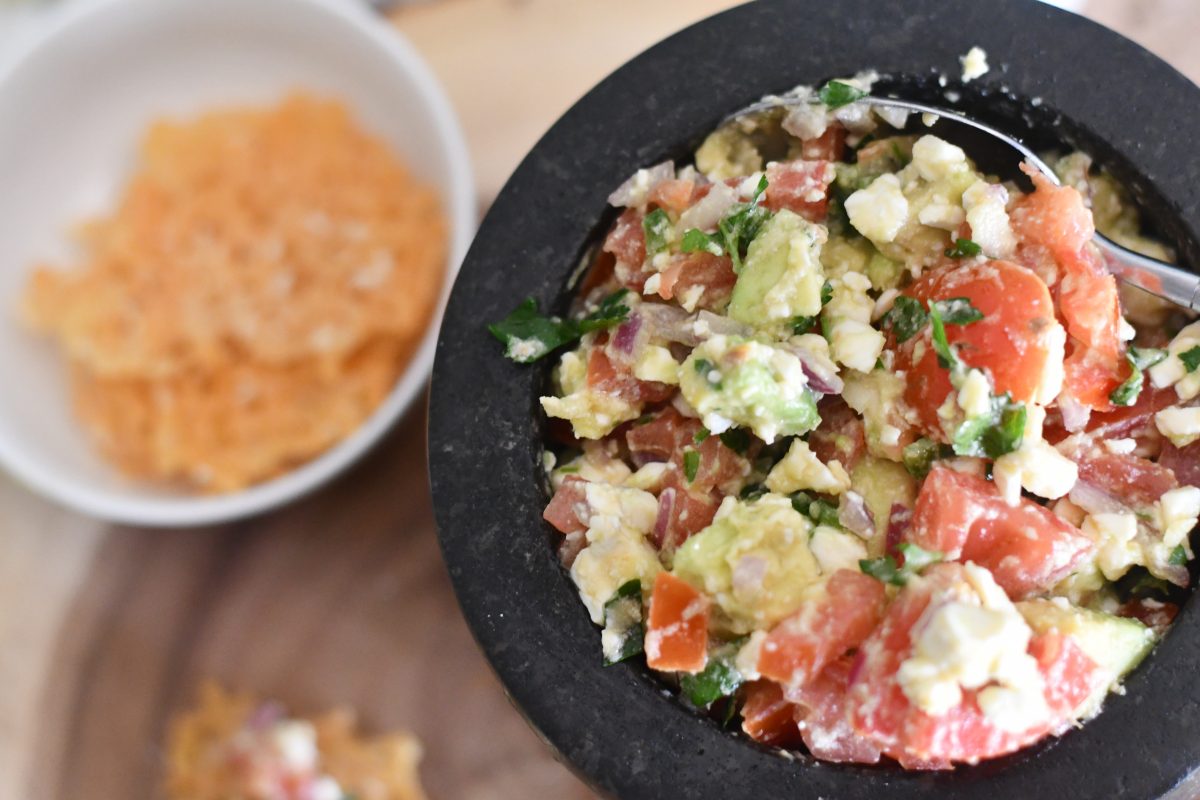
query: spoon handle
[{"left": 1095, "top": 233, "right": 1200, "bottom": 312}]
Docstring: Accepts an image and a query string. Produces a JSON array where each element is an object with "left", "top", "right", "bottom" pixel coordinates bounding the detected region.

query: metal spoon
[{"left": 730, "top": 95, "right": 1200, "bottom": 311}]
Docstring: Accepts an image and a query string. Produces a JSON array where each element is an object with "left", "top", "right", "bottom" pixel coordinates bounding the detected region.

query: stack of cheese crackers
[{"left": 22, "top": 95, "right": 446, "bottom": 491}]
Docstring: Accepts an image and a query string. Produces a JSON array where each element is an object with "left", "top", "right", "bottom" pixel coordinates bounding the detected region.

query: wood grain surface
[{"left": 2, "top": 2, "right": 1199, "bottom": 800}]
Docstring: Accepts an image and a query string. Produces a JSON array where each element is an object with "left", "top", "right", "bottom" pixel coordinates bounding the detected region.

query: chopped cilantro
[
  {"left": 694, "top": 358, "right": 715, "bottom": 374},
  {"left": 602, "top": 579, "right": 644, "bottom": 666},
  {"left": 928, "top": 301, "right": 957, "bottom": 369},
  {"left": 945, "top": 238, "right": 982, "bottom": 259},
  {"left": 1170, "top": 544, "right": 1189, "bottom": 566},
  {"left": 884, "top": 296, "right": 929, "bottom": 343},
  {"left": 683, "top": 450, "right": 701, "bottom": 483},
  {"left": 694, "top": 427, "right": 711, "bottom": 444},
  {"left": 818, "top": 79, "right": 867, "bottom": 109},
  {"left": 680, "top": 647, "right": 744, "bottom": 708},
  {"left": 936, "top": 297, "right": 985, "bottom": 326},
  {"left": 789, "top": 492, "right": 839, "bottom": 527},
  {"left": 952, "top": 393, "right": 1026, "bottom": 459},
  {"left": 680, "top": 228, "right": 725, "bottom": 256},
  {"left": 488, "top": 291, "right": 631, "bottom": 363},
  {"left": 717, "top": 175, "right": 771, "bottom": 273},
  {"left": 860, "top": 543, "right": 944, "bottom": 586},
  {"left": 1110, "top": 346, "right": 1166, "bottom": 407},
  {"left": 642, "top": 208, "right": 673, "bottom": 255},
  {"left": 1180, "top": 345, "right": 1200, "bottom": 373},
  {"left": 719, "top": 428, "right": 752, "bottom": 455}
]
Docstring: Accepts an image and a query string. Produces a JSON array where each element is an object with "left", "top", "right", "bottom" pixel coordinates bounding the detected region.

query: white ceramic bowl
[{"left": 0, "top": 0, "right": 475, "bottom": 527}]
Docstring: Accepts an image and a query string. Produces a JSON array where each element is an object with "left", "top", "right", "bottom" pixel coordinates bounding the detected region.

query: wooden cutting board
[{"left": 4, "top": 1, "right": 1199, "bottom": 799}]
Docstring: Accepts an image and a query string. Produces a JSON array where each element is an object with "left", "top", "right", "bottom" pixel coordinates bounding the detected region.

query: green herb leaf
[
  {"left": 936, "top": 297, "right": 985, "bottom": 326},
  {"left": 1110, "top": 346, "right": 1165, "bottom": 407},
  {"left": 952, "top": 393, "right": 1026, "bottom": 459},
  {"left": 643, "top": 208, "right": 673, "bottom": 256},
  {"left": 884, "top": 296, "right": 930, "bottom": 343},
  {"left": 860, "top": 542, "right": 944, "bottom": 586},
  {"left": 488, "top": 291, "right": 632, "bottom": 364},
  {"left": 1170, "top": 544, "right": 1189, "bottom": 566},
  {"left": 718, "top": 428, "right": 752, "bottom": 455},
  {"left": 1180, "top": 346, "right": 1200, "bottom": 373},
  {"left": 683, "top": 450, "right": 701, "bottom": 483},
  {"left": 694, "top": 427, "right": 711, "bottom": 444},
  {"left": 679, "top": 652, "right": 743, "bottom": 708},
  {"left": 789, "top": 491, "right": 840, "bottom": 528},
  {"left": 928, "top": 301, "right": 957, "bottom": 369},
  {"left": 577, "top": 289, "right": 632, "bottom": 334},
  {"left": 681, "top": 228, "right": 725, "bottom": 256},
  {"left": 902, "top": 438, "right": 948, "bottom": 479},
  {"left": 818, "top": 80, "right": 867, "bottom": 109},
  {"left": 945, "top": 238, "right": 982, "bottom": 259},
  {"left": 790, "top": 282, "right": 833, "bottom": 334},
  {"left": 602, "top": 580, "right": 645, "bottom": 666},
  {"left": 717, "top": 175, "right": 771, "bottom": 273}
]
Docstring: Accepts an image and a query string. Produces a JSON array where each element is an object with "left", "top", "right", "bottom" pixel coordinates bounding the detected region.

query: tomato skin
[
  {"left": 790, "top": 656, "right": 883, "bottom": 764},
  {"left": 1072, "top": 447, "right": 1177, "bottom": 510},
  {"left": 763, "top": 160, "right": 836, "bottom": 221},
  {"left": 1159, "top": 439, "right": 1200, "bottom": 489},
  {"left": 603, "top": 208, "right": 652, "bottom": 291},
  {"left": 649, "top": 178, "right": 697, "bottom": 214},
  {"left": 543, "top": 476, "right": 588, "bottom": 535},
  {"left": 645, "top": 573, "right": 710, "bottom": 673},
  {"left": 656, "top": 251, "right": 736, "bottom": 311},
  {"left": 740, "top": 680, "right": 805, "bottom": 748},
  {"left": 909, "top": 466, "right": 1094, "bottom": 599},
  {"left": 894, "top": 260, "right": 1057, "bottom": 437},
  {"left": 758, "top": 570, "right": 887, "bottom": 691},
  {"left": 798, "top": 123, "right": 847, "bottom": 162},
  {"left": 847, "top": 563, "right": 1105, "bottom": 765}
]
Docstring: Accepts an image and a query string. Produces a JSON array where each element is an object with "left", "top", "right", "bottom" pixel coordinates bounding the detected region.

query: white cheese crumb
[
  {"left": 1155, "top": 486, "right": 1200, "bottom": 549},
  {"left": 1149, "top": 320, "right": 1200, "bottom": 400},
  {"left": 961, "top": 180, "right": 1017, "bottom": 259},
  {"left": 1155, "top": 406, "right": 1200, "bottom": 447},
  {"left": 1082, "top": 512, "right": 1141, "bottom": 581},
  {"left": 765, "top": 439, "right": 852, "bottom": 495},
  {"left": 911, "top": 135, "right": 968, "bottom": 182},
  {"left": 960, "top": 46, "right": 990, "bottom": 83},
  {"left": 1103, "top": 438, "right": 1136, "bottom": 455},
  {"left": 845, "top": 173, "right": 909, "bottom": 243}
]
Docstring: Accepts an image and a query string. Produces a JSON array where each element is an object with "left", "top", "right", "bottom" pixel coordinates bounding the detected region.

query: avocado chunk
[
  {"left": 728, "top": 209, "right": 827, "bottom": 327},
  {"left": 1017, "top": 598, "right": 1156, "bottom": 718},
  {"left": 673, "top": 494, "right": 820, "bottom": 633},
  {"left": 679, "top": 335, "right": 819, "bottom": 444}
]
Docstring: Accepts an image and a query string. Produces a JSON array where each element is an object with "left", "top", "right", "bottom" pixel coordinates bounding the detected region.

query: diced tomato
[
  {"left": 1159, "top": 439, "right": 1200, "bottom": 489},
  {"left": 763, "top": 160, "right": 836, "bottom": 222},
  {"left": 656, "top": 251, "right": 736, "bottom": 311},
  {"left": 1062, "top": 343, "right": 1130, "bottom": 414},
  {"left": 587, "top": 344, "right": 674, "bottom": 404},
  {"left": 909, "top": 467, "right": 1094, "bottom": 599},
  {"left": 626, "top": 406, "right": 698, "bottom": 464},
  {"left": 1044, "top": 381, "right": 1176, "bottom": 445},
  {"left": 1010, "top": 169, "right": 1095, "bottom": 272},
  {"left": 885, "top": 503, "right": 914, "bottom": 557},
  {"left": 543, "top": 476, "right": 589, "bottom": 535},
  {"left": 1118, "top": 598, "right": 1179, "bottom": 633},
  {"left": 654, "top": 471, "right": 720, "bottom": 550},
  {"left": 740, "top": 680, "right": 804, "bottom": 748},
  {"left": 649, "top": 179, "right": 697, "bottom": 214},
  {"left": 1059, "top": 253, "right": 1122, "bottom": 363},
  {"left": 790, "top": 657, "right": 883, "bottom": 764},
  {"left": 1072, "top": 447, "right": 1177, "bottom": 510},
  {"left": 894, "top": 260, "right": 1058, "bottom": 437},
  {"left": 848, "top": 563, "right": 1104, "bottom": 765},
  {"left": 807, "top": 396, "right": 866, "bottom": 471},
  {"left": 758, "top": 570, "right": 887, "bottom": 690},
  {"left": 799, "top": 123, "right": 846, "bottom": 162},
  {"left": 603, "top": 208, "right": 652, "bottom": 291},
  {"left": 645, "top": 573, "right": 709, "bottom": 673}
]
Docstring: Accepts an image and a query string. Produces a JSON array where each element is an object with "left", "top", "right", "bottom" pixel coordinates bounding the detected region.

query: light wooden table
[{"left": 0, "top": 1, "right": 1197, "bottom": 798}]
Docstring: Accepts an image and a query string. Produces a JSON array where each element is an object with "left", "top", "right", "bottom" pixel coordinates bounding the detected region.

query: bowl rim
[
  {"left": 0, "top": 0, "right": 475, "bottom": 527},
  {"left": 429, "top": 0, "right": 1200, "bottom": 797}
]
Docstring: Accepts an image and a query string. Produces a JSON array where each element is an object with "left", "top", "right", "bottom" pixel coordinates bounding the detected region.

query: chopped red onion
[
  {"left": 654, "top": 488, "right": 675, "bottom": 544},
  {"left": 607, "top": 160, "right": 675, "bottom": 208},
  {"left": 838, "top": 491, "right": 875, "bottom": 540},
  {"left": 1058, "top": 393, "right": 1091, "bottom": 433},
  {"left": 678, "top": 181, "right": 738, "bottom": 231},
  {"left": 885, "top": 504, "right": 913, "bottom": 555},
  {"left": 611, "top": 313, "right": 643, "bottom": 356},
  {"left": 781, "top": 340, "right": 844, "bottom": 395}
]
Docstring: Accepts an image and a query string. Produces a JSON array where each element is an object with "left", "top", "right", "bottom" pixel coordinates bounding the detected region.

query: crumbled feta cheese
[
  {"left": 960, "top": 46, "right": 990, "bottom": 82},
  {"left": 633, "top": 344, "right": 681, "bottom": 385},
  {"left": 1104, "top": 438, "right": 1136, "bottom": 455},
  {"left": 918, "top": 199, "right": 966, "bottom": 231},
  {"left": 823, "top": 271, "right": 885, "bottom": 373},
  {"left": 310, "top": 777, "right": 345, "bottom": 800},
  {"left": 1154, "top": 486, "right": 1200, "bottom": 549},
  {"left": 896, "top": 563, "right": 1047, "bottom": 730},
  {"left": 766, "top": 439, "right": 852, "bottom": 495},
  {"left": 845, "top": 173, "right": 909, "bottom": 243},
  {"left": 735, "top": 630, "right": 768, "bottom": 681},
  {"left": 910, "top": 135, "right": 968, "bottom": 182},
  {"left": 1155, "top": 405, "right": 1200, "bottom": 447},
  {"left": 1082, "top": 512, "right": 1141, "bottom": 581},
  {"left": 992, "top": 405, "right": 1077, "bottom": 506},
  {"left": 507, "top": 336, "right": 548, "bottom": 362},
  {"left": 809, "top": 525, "right": 868, "bottom": 574},
  {"left": 962, "top": 180, "right": 1017, "bottom": 259},
  {"left": 642, "top": 273, "right": 662, "bottom": 296},
  {"left": 1149, "top": 321, "right": 1200, "bottom": 400},
  {"left": 623, "top": 461, "right": 671, "bottom": 492},
  {"left": 956, "top": 368, "right": 993, "bottom": 419},
  {"left": 678, "top": 283, "right": 706, "bottom": 313},
  {"left": 541, "top": 346, "right": 640, "bottom": 439},
  {"left": 1032, "top": 322, "right": 1067, "bottom": 405},
  {"left": 570, "top": 484, "right": 662, "bottom": 624},
  {"left": 873, "top": 105, "right": 911, "bottom": 129},
  {"left": 1118, "top": 317, "right": 1136, "bottom": 342},
  {"left": 271, "top": 721, "right": 320, "bottom": 770}
]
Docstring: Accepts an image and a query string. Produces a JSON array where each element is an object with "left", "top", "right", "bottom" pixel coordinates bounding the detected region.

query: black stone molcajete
[{"left": 428, "top": 1, "right": 1200, "bottom": 797}]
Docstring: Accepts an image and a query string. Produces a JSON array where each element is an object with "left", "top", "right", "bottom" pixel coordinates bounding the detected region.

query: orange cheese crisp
[
  {"left": 167, "top": 682, "right": 427, "bottom": 800},
  {"left": 22, "top": 94, "right": 446, "bottom": 491}
]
